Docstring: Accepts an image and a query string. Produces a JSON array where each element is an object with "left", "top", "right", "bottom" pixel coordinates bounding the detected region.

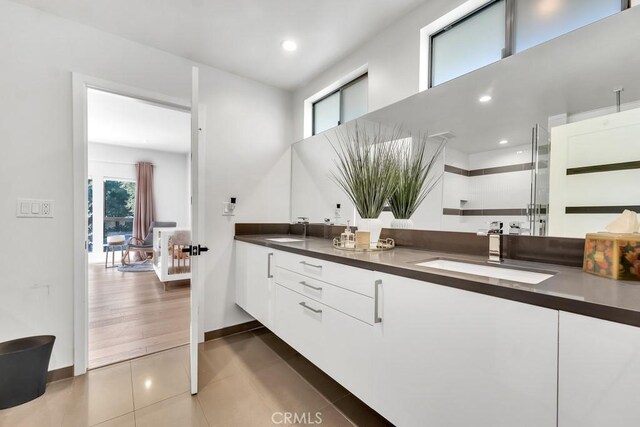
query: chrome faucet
[
  {"left": 478, "top": 221, "right": 503, "bottom": 264},
  {"left": 296, "top": 217, "right": 310, "bottom": 238}
]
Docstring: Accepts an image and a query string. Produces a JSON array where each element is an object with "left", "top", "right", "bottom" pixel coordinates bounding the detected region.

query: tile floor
[{"left": 0, "top": 328, "right": 393, "bottom": 427}]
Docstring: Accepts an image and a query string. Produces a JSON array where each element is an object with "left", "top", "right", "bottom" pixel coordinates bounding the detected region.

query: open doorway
[{"left": 85, "top": 88, "right": 192, "bottom": 369}]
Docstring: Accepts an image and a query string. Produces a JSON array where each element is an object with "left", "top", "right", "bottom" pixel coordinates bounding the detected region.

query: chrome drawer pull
[
  {"left": 299, "top": 301, "right": 322, "bottom": 314},
  {"left": 267, "top": 253, "right": 274, "bottom": 279},
  {"left": 299, "top": 261, "right": 322, "bottom": 269},
  {"left": 299, "top": 281, "right": 322, "bottom": 291},
  {"left": 374, "top": 279, "right": 382, "bottom": 323}
]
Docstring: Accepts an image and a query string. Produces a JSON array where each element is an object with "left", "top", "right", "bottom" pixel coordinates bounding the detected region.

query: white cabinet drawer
[
  {"left": 275, "top": 267, "right": 375, "bottom": 325},
  {"left": 274, "top": 283, "right": 379, "bottom": 413},
  {"left": 273, "top": 284, "right": 327, "bottom": 367},
  {"left": 276, "top": 250, "right": 375, "bottom": 297}
]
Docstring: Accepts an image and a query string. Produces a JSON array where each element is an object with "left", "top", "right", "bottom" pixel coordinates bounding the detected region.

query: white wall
[
  {"left": 442, "top": 144, "right": 532, "bottom": 233},
  {"left": 88, "top": 142, "right": 190, "bottom": 256},
  {"left": 0, "top": 0, "right": 291, "bottom": 371},
  {"left": 291, "top": 0, "right": 465, "bottom": 141},
  {"left": 200, "top": 65, "right": 292, "bottom": 336}
]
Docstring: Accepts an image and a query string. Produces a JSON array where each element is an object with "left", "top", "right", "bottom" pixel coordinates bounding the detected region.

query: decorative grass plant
[
  {"left": 388, "top": 135, "right": 446, "bottom": 220},
  {"left": 330, "top": 123, "right": 401, "bottom": 219}
]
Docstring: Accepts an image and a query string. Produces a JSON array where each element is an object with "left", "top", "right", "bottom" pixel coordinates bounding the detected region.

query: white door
[
  {"left": 189, "top": 66, "right": 204, "bottom": 394},
  {"left": 548, "top": 107, "right": 640, "bottom": 237}
]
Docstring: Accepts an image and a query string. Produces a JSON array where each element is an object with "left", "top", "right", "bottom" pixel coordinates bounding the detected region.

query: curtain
[{"left": 133, "top": 162, "right": 155, "bottom": 254}]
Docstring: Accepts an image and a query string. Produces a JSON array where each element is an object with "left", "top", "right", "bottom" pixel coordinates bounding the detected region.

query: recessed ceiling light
[
  {"left": 281, "top": 40, "right": 297, "bottom": 52},
  {"left": 499, "top": 139, "right": 508, "bottom": 145},
  {"left": 479, "top": 95, "right": 492, "bottom": 103}
]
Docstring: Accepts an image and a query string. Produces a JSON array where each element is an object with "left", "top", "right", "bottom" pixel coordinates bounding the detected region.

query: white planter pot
[
  {"left": 390, "top": 218, "right": 414, "bottom": 229},
  {"left": 358, "top": 218, "right": 383, "bottom": 245}
]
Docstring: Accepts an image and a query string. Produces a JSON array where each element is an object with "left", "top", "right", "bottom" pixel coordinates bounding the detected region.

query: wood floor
[{"left": 88, "top": 261, "right": 190, "bottom": 369}]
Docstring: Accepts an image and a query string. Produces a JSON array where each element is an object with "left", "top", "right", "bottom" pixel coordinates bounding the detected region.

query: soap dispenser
[{"left": 340, "top": 220, "right": 355, "bottom": 249}]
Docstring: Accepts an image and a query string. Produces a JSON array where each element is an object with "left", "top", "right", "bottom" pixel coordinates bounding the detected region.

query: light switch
[{"left": 17, "top": 199, "right": 54, "bottom": 218}]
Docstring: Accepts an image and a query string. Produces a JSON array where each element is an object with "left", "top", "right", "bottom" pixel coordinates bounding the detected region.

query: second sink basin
[
  {"left": 416, "top": 259, "right": 555, "bottom": 284},
  {"left": 266, "top": 237, "right": 304, "bottom": 243}
]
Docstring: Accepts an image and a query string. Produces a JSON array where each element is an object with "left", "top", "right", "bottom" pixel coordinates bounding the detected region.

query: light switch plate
[{"left": 17, "top": 199, "right": 54, "bottom": 218}]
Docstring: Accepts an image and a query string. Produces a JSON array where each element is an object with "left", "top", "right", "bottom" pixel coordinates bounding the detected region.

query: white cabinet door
[
  {"left": 559, "top": 311, "right": 640, "bottom": 427},
  {"left": 373, "top": 273, "right": 558, "bottom": 427},
  {"left": 235, "top": 241, "right": 274, "bottom": 327}
]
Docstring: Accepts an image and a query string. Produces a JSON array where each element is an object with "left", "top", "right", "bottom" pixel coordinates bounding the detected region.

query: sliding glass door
[{"left": 103, "top": 178, "right": 136, "bottom": 246}]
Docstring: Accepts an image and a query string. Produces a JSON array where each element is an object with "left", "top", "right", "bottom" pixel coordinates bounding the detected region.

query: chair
[{"left": 122, "top": 221, "right": 176, "bottom": 265}]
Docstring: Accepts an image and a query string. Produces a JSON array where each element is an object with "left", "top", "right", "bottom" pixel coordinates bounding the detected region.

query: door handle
[
  {"left": 299, "top": 281, "right": 322, "bottom": 291},
  {"left": 374, "top": 279, "right": 382, "bottom": 323},
  {"left": 267, "top": 253, "right": 274, "bottom": 279},
  {"left": 181, "top": 244, "right": 209, "bottom": 256},
  {"left": 299, "top": 301, "right": 322, "bottom": 314}
]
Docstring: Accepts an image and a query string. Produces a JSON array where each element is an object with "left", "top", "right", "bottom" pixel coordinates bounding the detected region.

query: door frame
[{"left": 71, "top": 73, "right": 204, "bottom": 378}]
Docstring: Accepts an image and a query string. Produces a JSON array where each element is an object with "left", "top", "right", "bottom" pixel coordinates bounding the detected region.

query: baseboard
[
  {"left": 204, "top": 320, "right": 262, "bottom": 342},
  {"left": 47, "top": 365, "right": 74, "bottom": 383}
]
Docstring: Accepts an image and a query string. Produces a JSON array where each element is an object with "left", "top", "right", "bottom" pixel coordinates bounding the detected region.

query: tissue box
[{"left": 583, "top": 233, "right": 640, "bottom": 280}]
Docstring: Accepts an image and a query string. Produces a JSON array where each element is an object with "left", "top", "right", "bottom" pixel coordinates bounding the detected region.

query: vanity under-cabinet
[{"left": 235, "top": 238, "right": 640, "bottom": 427}]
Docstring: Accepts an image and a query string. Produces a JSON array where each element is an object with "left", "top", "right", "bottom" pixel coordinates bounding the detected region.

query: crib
[{"left": 152, "top": 227, "right": 191, "bottom": 290}]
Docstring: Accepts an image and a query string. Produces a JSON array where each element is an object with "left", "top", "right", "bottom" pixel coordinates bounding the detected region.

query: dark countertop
[{"left": 235, "top": 234, "right": 640, "bottom": 328}]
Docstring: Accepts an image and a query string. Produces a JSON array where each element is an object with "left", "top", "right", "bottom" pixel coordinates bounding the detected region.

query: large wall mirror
[{"left": 291, "top": 7, "right": 640, "bottom": 239}]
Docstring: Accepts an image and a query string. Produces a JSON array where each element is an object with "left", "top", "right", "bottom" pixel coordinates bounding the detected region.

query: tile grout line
[
  {"left": 197, "top": 334, "right": 283, "bottom": 390},
  {"left": 196, "top": 392, "right": 214, "bottom": 427},
  {"left": 252, "top": 333, "right": 373, "bottom": 425},
  {"left": 250, "top": 331, "right": 352, "bottom": 408},
  {"left": 201, "top": 333, "right": 293, "bottom": 417},
  {"left": 275, "top": 350, "right": 350, "bottom": 406},
  {"left": 89, "top": 412, "right": 136, "bottom": 427},
  {"left": 128, "top": 360, "right": 137, "bottom": 426},
  {"left": 129, "top": 358, "right": 192, "bottom": 412},
  {"left": 252, "top": 351, "right": 336, "bottom": 415},
  {"left": 320, "top": 389, "right": 358, "bottom": 427},
  {"left": 320, "top": 399, "right": 357, "bottom": 427},
  {"left": 198, "top": 331, "right": 352, "bottom": 425},
  {"left": 190, "top": 390, "right": 213, "bottom": 427}
]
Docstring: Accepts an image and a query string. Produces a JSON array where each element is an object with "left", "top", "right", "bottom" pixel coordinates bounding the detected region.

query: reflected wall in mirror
[{"left": 291, "top": 6, "right": 640, "bottom": 238}]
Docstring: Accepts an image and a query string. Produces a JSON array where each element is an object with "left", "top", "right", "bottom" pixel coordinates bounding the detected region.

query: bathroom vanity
[
  {"left": 235, "top": 9, "right": 640, "bottom": 426},
  {"left": 235, "top": 231, "right": 640, "bottom": 427}
]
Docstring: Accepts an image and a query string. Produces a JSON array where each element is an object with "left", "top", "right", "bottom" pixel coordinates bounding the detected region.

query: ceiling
[
  {"left": 12, "top": 0, "right": 428, "bottom": 90},
  {"left": 88, "top": 89, "right": 191, "bottom": 153}
]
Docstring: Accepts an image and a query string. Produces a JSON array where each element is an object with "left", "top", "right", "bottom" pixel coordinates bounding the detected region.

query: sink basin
[
  {"left": 266, "top": 238, "right": 304, "bottom": 243},
  {"left": 415, "top": 259, "right": 554, "bottom": 284}
]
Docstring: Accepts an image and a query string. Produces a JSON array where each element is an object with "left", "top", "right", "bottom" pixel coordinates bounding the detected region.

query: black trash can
[{"left": 0, "top": 335, "right": 56, "bottom": 409}]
